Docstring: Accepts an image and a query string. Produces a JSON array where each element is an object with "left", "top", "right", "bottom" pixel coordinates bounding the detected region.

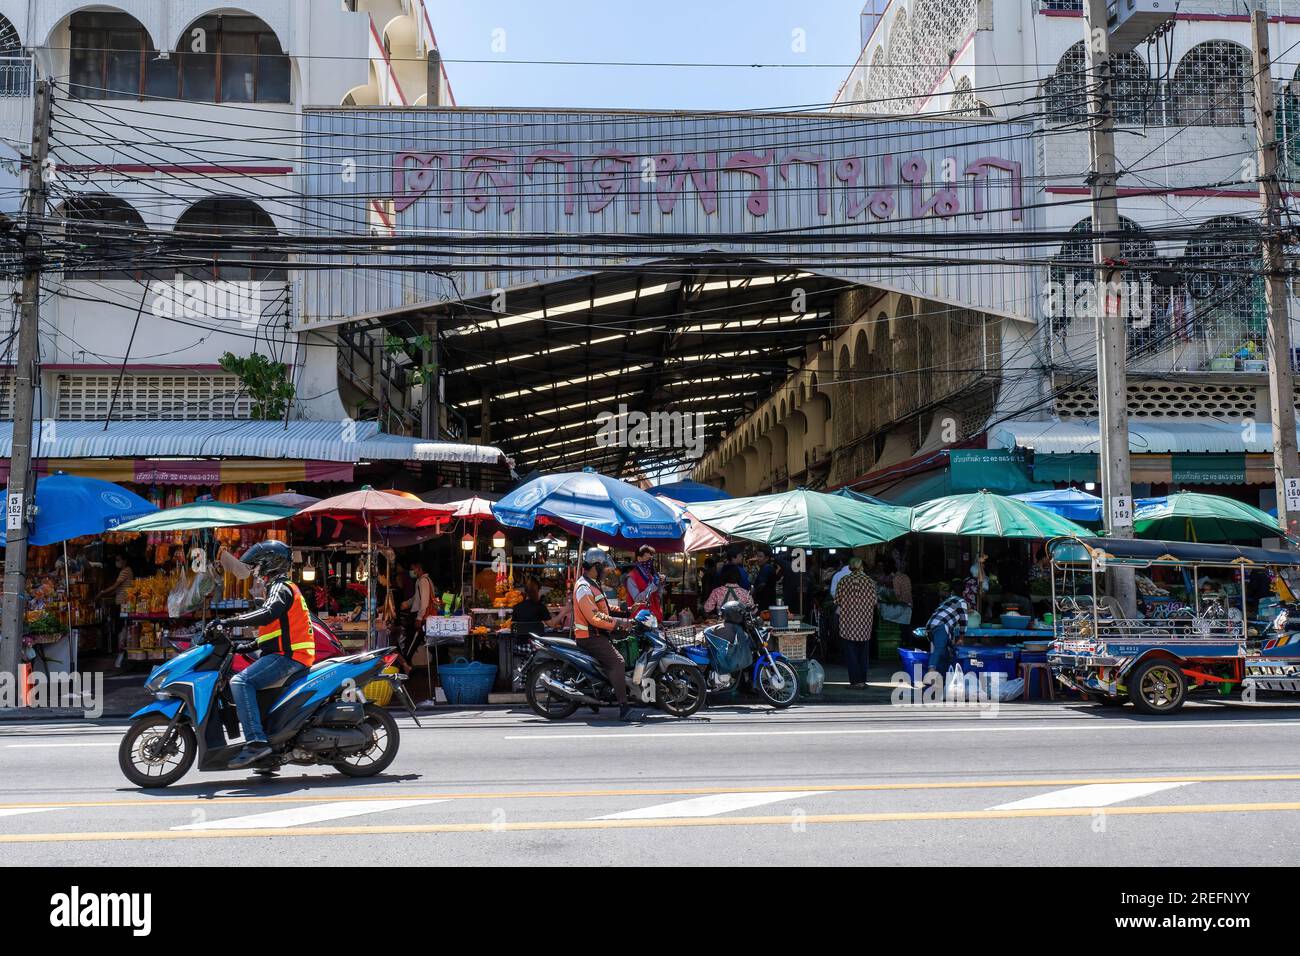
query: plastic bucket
[
  {"left": 439, "top": 658, "right": 498, "bottom": 705},
  {"left": 769, "top": 606, "right": 789, "bottom": 629}
]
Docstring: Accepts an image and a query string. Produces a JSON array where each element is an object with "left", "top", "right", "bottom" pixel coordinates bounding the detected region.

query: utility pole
[
  {"left": 0, "top": 79, "right": 51, "bottom": 693},
  {"left": 1084, "top": 0, "right": 1136, "bottom": 614},
  {"left": 1251, "top": 7, "right": 1300, "bottom": 542}
]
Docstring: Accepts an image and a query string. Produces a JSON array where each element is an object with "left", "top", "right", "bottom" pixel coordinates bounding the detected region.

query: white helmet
[{"left": 582, "top": 547, "right": 608, "bottom": 568}]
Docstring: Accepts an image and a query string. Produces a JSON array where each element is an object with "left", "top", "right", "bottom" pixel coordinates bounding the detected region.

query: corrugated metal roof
[
  {"left": 991, "top": 418, "right": 1281, "bottom": 456},
  {"left": 0, "top": 420, "right": 506, "bottom": 466}
]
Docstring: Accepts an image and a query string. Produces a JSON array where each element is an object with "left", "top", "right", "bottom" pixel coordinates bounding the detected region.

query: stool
[{"left": 1019, "top": 662, "right": 1055, "bottom": 701}]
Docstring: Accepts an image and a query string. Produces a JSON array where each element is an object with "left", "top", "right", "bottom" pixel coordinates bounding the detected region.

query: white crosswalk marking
[
  {"left": 990, "top": 782, "right": 1192, "bottom": 811},
  {"left": 171, "top": 799, "right": 446, "bottom": 831},
  {"left": 0, "top": 806, "right": 65, "bottom": 819},
  {"left": 596, "top": 791, "right": 827, "bottom": 820}
]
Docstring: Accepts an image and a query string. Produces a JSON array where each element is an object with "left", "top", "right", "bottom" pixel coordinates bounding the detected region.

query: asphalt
[{"left": 3, "top": 695, "right": 1300, "bottom": 866}]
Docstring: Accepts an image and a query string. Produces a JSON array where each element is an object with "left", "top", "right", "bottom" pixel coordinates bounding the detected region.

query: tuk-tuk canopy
[{"left": 1048, "top": 536, "right": 1300, "bottom": 569}]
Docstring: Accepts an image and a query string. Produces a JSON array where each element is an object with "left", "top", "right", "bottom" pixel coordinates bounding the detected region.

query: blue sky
[{"left": 427, "top": 0, "right": 865, "bottom": 111}]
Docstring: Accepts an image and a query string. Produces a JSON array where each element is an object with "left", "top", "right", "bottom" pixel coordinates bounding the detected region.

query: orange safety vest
[{"left": 255, "top": 581, "right": 315, "bottom": 666}]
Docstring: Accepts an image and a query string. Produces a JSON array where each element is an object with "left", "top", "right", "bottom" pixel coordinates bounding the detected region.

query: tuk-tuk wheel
[{"left": 1128, "top": 659, "right": 1187, "bottom": 715}]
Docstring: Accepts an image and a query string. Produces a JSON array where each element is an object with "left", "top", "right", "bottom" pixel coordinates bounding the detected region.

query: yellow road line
[
  {"left": 4, "top": 801, "right": 1300, "bottom": 843},
  {"left": 2, "top": 772, "right": 1300, "bottom": 811}
]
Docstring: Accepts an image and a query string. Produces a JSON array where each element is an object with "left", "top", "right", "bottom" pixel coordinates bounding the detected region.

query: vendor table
[{"left": 966, "top": 626, "right": 1050, "bottom": 641}]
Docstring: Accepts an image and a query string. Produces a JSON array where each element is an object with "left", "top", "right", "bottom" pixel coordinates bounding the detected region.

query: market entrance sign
[{"left": 300, "top": 108, "right": 1039, "bottom": 330}]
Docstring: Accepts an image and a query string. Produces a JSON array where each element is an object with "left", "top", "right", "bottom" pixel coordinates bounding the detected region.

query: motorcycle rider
[
  {"left": 573, "top": 547, "right": 634, "bottom": 721},
  {"left": 216, "top": 541, "right": 316, "bottom": 769}
]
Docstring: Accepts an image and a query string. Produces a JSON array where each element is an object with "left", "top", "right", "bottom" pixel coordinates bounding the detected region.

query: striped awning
[{"left": 0, "top": 420, "right": 507, "bottom": 466}]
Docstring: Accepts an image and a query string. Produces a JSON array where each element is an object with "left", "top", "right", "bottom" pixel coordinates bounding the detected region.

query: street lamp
[
  {"left": 491, "top": 530, "right": 506, "bottom": 549},
  {"left": 461, "top": 533, "right": 475, "bottom": 552}
]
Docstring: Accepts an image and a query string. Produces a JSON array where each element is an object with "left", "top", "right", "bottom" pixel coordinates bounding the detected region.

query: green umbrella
[
  {"left": 909, "top": 490, "right": 1090, "bottom": 538},
  {"left": 687, "top": 488, "right": 912, "bottom": 548},
  {"left": 114, "top": 500, "right": 298, "bottom": 532},
  {"left": 1133, "top": 492, "right": 1285, "bottom": 543}
]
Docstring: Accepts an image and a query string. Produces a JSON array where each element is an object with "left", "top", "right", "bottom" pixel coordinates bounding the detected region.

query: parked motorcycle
[
  {"left": 683, "top": 601, "right": 798, "bottom": 708},
  {"left": 524, "top": 609, "right": 707, "bottom": 719},
  {"left": 118, "top": 624, "right": 417, "bottom": 788}
]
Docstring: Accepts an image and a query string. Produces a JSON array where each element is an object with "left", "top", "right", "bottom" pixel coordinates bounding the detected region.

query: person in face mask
[{"left": 626, "top": 545, "right": 664, "bottom": 623}]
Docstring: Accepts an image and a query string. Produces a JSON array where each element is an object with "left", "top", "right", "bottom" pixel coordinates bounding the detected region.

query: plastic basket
[
  {"left": 439, "top": 657, "right": 497, "bottom": 705},
  {"left": 614, "top": 634, "right": 639, "bottom": 667},
  {"left": 664, "top": 625, "right": 700, "bottom": 648},
  {"left": 899, "top": 647, "right": 929, "bottom": 679},
  {"left": 363, "top": 665, "right": 398, "bottom": 707},
  {"left": 775, "top": 631, "right": 808, "bottom": 661}
]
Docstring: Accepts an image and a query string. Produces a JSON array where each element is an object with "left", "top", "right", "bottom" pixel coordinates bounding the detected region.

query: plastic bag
[
  {"left": 166, "top": 569, "right": 192, "bottom": 619},
  {"left": 803, "top": 658, "right": 825, "bottom": 695}
]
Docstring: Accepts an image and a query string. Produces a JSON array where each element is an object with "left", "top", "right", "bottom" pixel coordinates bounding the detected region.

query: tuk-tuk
[{"left": 1046, "top": 536, "right": 1300, "bottom": 714}]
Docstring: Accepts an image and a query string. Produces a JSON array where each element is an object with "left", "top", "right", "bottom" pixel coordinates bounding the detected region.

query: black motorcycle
[{"left": 523, "top": 609, "right": 707, "bottom": 719}]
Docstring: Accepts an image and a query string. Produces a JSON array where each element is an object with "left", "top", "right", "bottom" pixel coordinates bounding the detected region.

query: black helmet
[
  {"left": 720, "top": 600, "right": 749, "bottom": 625},
  {"left": 240, "top": 540, "right": 292, "bottom": 579}
]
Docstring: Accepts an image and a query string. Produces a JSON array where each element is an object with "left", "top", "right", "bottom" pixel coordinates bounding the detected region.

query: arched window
[
  {"left": 1051, "top": 216, "right": 1164, "bottom": 346},
  {"left": 69, "top": 11, "right": 154, "bottom": 99},
  {"left": 0, "top": 14, "right": 29, "bottom": 97},
  {"left": 60, "top": 195, "right": 147, "bottom": 279},
  {"left": 851, "top": 79, "right": 865, "bottom": 110},
  {"left": 174, "top": 198, "right": 285, "bottom": 281},
  {"left": 1043, "top": 41, "right": 1152, "bottom": 125},
  {"left": 1172, "top": 41, "right": 1251, "bottom": 126},
  {"left": 1181, "top": 215, "right": 1264, "bottom": 355},
  {"left": 864, "top": 48, "right": 888, "bottom": 114},
  {"left": 951, "top": 77, "right": 978, "bottom": 117},
  {"left": 884, "top": 10, "right": 915, "bottom": 112},
  {"left": 161, "top": 14, "right": 290, "bottom": 103}
]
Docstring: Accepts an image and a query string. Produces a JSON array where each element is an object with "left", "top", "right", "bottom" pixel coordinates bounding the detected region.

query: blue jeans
[
  {"left": 927, "top": 625, "right": 953, "bottom": 673},
  {"left": 229, "top": 654, "right": 306, "bottom": 744}
]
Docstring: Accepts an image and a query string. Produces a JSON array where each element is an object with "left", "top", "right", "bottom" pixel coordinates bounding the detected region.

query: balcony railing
[{"left": 0, "top": 56, "right": 32, "bottom": 97}]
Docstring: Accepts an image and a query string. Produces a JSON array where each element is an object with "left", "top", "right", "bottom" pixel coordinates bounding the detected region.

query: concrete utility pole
[
  {"left": 1251, "top": 7, "right": 1300, "bottom": 542},
  {"left": 1084, "top": 0, "right": 1137, "bottom": 614},
  {"left": 0, "top": 78, "right": 51, "bottom": 691}
]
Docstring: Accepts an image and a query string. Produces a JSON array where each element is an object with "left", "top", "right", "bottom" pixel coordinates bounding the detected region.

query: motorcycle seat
[{"left": 533, "top": 635, "right": 579, "bottom": 649}]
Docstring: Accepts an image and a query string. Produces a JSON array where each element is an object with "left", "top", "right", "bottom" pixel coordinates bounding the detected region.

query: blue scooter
[
  {"left": 118, "top": 624, "right": 416, "bottom": 788},
  {"left": 684, "top": 601, "right": 799, "bottom": 708}
]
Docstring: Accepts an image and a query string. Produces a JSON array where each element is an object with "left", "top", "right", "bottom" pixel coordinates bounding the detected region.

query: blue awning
[{"left": 0, "top": 420, "right": 506, "bottom": 466}]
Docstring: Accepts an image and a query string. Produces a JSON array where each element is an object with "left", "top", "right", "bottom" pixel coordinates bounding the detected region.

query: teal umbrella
[
  {"left": 910, "top": 491, "right": 1090, "bottom": 538},
  {"left": 687, "top": 488, "right": 911, "bottom": 548},
  {"left": 114, "top": 500, "right": 298, "bottom": 532},
  {"left": 1133, "top": 492, "right": 1285, "bottom": 543}
]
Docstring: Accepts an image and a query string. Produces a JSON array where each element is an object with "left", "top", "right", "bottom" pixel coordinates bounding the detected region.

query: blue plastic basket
[
  {"left": 439, "top": 657, "right": 498, "bottom": 705},
  {"left": 898, "top": 647, "right": 929, "bottom": 679}
]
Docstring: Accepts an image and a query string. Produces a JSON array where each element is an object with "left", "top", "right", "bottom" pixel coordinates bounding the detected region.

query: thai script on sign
[{"left": 391, "top": 147, "right": 1023, "bottom": 223}]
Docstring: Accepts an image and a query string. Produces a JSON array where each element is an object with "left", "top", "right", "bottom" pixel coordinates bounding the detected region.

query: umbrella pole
[
  {"left": 63, "top": 540, "right": 74, "bottom": 674},
  {"left": 367, "top": 520, "right": 374, "bottom": 650},
  {"left": 574, "top": 525, "right": 585, "bottom": 639}
]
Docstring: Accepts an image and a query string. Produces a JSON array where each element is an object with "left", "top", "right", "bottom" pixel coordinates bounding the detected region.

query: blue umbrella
[
  {"left": 493, "top": 469, "right": 687, "bottom": 541},
  {"left": 0, "top": 473, "right": 157, "bottom": 546},
  {"left": 1010, "top": 488, "right": 1103, "bottom": 523},
  {"left": 649, "top": 479, "right": 730, "bottom": 504}
]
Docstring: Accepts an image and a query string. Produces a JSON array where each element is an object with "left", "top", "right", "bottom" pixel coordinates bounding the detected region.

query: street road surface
[{"left": 3, "top": 700, "right": 1300, "bottom": 866}]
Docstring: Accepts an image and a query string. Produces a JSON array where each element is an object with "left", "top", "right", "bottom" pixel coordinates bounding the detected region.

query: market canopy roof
[
  {"left": 991, "top": 418, "right": 1288, "bottom": 456},
  {"left": 688, "top": 488, "right": 911, "bottom": 548},
  {"left": 1049, "top": 535, "right": 1300, "bottom": 568},
  {"left": 355, "top": 267, "right": 850, "bottom": 478},
  {"left": 0, "top": 420, "right": 508, "bottom": 466}
]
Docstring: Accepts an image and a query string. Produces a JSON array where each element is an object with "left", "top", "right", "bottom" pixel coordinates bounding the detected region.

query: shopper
[
  {"left": 97, "top": 555, "right": 134, "bottom": 653},
  {"left": 830, "top": 557, "right": 853, "bottom": 598},
  {"left": 403, "top": 560, "right": 436, "bottom": 633},
  {"left": 926, "top": 587, "right": 970, "bottom": 674},
  {"left": 704, "top": 564, "right": 754, "bottom": 615},
  {"left": 725, "top": 545, "right": 752, "bottom": 589},
  {"left": 626, "top": 545, "right": 664, "bottom": 622},
  {"left": 890, "top": 559, "right": 914, "bottom": 626},
  {"left": 573, "top": 548, "right": 633, "bottom": 720},
  {"left": 511, "top": 576, "right": 550, "bottom": 634},
  {"left": 834, "top": 558, "right": 877, "bottom": 687},
  {"left": 752, "top": 546, "right": 779, "bottom": 610}
]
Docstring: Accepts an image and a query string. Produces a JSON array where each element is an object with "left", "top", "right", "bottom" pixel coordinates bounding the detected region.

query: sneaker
[
  {"left": 618, "top": 705, "right": 635, "bottom": 722},
  {"left": 229, "top": 741, "right": 272, "bottom": 769}
]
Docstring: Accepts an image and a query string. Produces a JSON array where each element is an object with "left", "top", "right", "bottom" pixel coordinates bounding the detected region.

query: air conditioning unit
[{"left": 1105, "top": 0, "right": 1175, "bottom": 55}]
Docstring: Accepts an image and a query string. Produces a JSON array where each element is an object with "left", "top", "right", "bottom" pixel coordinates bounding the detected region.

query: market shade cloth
[
  {"left": 1048, "top": 535, "right": 1300, "bottom": 568},
  {"left": 242, "top": 492, "right": 321, "bottom": 510},
  {"left": 1010, "top": 487, "right": 1103, "bottom": 523},
  {"left": 492, "top": 470, "right": 686, "bottom": 540},
  {"left": 909, "top": 491, "right": 1090, "bottom": 538},
  {"left": 296, "top": 487, "right": 454, "bottom": 528},
  {"left": 688, "top": 488, "right": 911, "bottom": 548},
  {"left": 421, "top": 486, "right": 502, "bottom": 505},
  {"left": 113, "top": 500, "right": 297, "bottom": 532},
  {"left": 0, "top": 473, "right": 157, "bottom": 546},
  {"left": 1132, "top": 492, "right": 1286, "bottom": 543},
  {"left": 648, "top": 479, "right": 730, "bottom": 504}
]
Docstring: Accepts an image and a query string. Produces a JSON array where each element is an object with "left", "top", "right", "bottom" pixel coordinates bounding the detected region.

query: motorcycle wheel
[
  {"left": 756, "top": 658, "right": 799, "bottom": 709},
  {"left": 118, "top": 715, "right": 196, "bottom": 789},
  {"left": 525, "top": 661, "right": 581, "bottom": 720},
  {"left": 333, "top": 704, "right": 400, "bottom": 777},
  {"left": 657, "top": 664, "right": 707, "bottom": 718}
]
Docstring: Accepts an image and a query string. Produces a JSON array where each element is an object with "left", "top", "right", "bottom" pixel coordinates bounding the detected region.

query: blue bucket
[
  {"left": 439, "top": 657, "right": 498, "bottom": 705},
  {"left": 898, "top": 648, "right": 929, "bottom": 681}
]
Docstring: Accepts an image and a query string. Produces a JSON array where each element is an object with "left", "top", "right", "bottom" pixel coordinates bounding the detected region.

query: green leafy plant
[{"left": 218, "top": 352, "right": 296, "bottom": 420}]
